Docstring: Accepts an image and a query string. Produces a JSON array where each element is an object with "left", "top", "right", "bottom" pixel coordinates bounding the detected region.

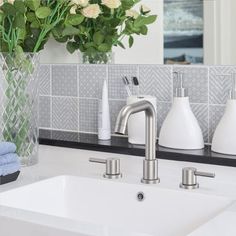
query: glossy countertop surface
[{"left": 39, "top": 129, "right": 236, "bottom": 167}]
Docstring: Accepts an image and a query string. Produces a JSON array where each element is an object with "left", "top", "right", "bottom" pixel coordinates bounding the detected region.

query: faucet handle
[
  {"left": 89, "top": 158, "right": 122, "bottom": 179},
  {"left": 180, "top": 167, "right": 215, "bottom": 189}
]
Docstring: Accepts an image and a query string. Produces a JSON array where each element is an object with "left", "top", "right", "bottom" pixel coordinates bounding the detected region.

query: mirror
[{"left": 40, "top": 0, "right": 236, "bottom": 65}]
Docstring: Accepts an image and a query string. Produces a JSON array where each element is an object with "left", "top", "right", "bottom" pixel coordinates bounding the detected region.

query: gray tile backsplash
[
  {"left": 139, "top": 65, "right": 172, "bottom": 102},
  {"left": 108, "top": 65, "right": 138, "bottom": 99},
  {"left": 209, "top": 105, "right": 226, "bottom": 142},
  {"left": 79, "top": 65, "right": 107, "bottom": 98},
  {"left": 209, "top": 66, "right": 235, "bottom": 105},
  {"left": 39, "top": 96, "right": 51, "bottom": 128},
  {"left": 173, "top": 66, "right": 209, "bottom": 104},
  {"left": 52, "top": 65, "right": 78, "bottom": 97},
  {"left": 39, "top": 65, "right": 51, "bottom": 96},
  {"left": 52, "top": 97, "right": 78, "bottom": 131},
  {"left": 79, "top": 98, "right": 98, "bottom": 133},
  {"left": 38, "top": 64, "right": 236, "bottom": 144}
]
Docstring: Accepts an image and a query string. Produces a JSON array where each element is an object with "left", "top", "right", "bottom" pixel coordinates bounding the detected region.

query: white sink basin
[{"left": 0, "top": 175, "right": 232, "bottom": 236}]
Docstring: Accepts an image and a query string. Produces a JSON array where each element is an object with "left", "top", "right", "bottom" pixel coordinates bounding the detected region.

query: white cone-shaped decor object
[
  {"left": 98, "top": 79, "right": 111, "bottom": 140},
  {"left": 212, "top": 74, "right": 236, "bottom": 155},
  {"left": 159, "top": 72, "right": 204, "bottom": 150}
]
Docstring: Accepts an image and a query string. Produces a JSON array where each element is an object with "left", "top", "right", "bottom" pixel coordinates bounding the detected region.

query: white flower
[
  {"left": 140, "top": 4, "right": 151, "bottom": 14},
  {"left": 101, "top": 0, "right": 121, "bottom": 9},
  {"left": 0, "top": 0, "right": 3, "bottom": 6},
  {"left": 7, "top": 0, "right": 15, "bottom": 4},
  {"left": 70, "top": 5, "right": 77, "bottom": 14},
  {"left": 70, "top": 0, "right": 89, "bottom": 7},
  {"left": 125, "top": 9, "right": 139, "bottom": 19},
  {"left": 82, "top": 4, "right": 101, "bottom": 19}
]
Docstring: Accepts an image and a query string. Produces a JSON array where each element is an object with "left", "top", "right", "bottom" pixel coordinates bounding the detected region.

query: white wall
[
  {"left": 40, "top": 0, "right": 163, "bottom": 64},
  {"left": 204, "top": 0, "right": 236, "bottom": 65}
]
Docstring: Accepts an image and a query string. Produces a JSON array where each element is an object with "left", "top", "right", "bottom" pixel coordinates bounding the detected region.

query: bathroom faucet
[{"left": 115, "top": 100, "right": 160, "bottom": 184}]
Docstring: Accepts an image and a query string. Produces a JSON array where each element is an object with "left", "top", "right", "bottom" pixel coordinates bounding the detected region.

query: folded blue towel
[
  {"left": 0, "top": 161, "right": 20, "bottom": 176},
  {"left": 0, "top": 153, "right": 19, "bottom": 166},
  {"left": 0, "top": 142, "right": 17, "bottom": 156}
]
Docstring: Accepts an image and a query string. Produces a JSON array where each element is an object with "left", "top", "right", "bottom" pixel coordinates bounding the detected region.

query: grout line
[
  {"left": 40, "top": 127, "right": 81, "bottom": 133},
  {"left": 50, "top": 65, "right": 52, "bottom": 130},
  {"left": 50, "top": 95, "right": 80, "bottom": 99},
  {"left": 77, "top": 65, "right": 80, "bottom": 132},
  {"left": 207, "top": 66, "right": 210, "bottom": 143}
]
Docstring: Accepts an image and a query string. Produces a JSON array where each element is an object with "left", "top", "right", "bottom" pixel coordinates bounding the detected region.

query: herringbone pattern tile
[
  {"left": 156, "top": 102, "right": 172, "bottom": 136},
  {"left": 139, "top": 65, "right": 172, "bottom": 102},
  {"left": 209, "top": 66, "right": 236, "bottom": 105},
  {"left": 191, "top": 104, "right": 209, "bottom": 142},
  {"left": 39, "top": 65, "right": 51, "bottom": 96},
  {"left": 209, "top": 105, "right": 225, "bottom": 142},
  {"left": 52, "top": 97, "right": 78, "bottom": 131}
]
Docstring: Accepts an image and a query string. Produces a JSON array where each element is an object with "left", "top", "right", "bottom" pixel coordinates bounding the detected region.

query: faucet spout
[{"left": 115, "top": 100, "right": 160, "bottom": 184}]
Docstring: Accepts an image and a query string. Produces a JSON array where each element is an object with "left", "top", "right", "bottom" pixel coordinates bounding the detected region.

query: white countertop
[{"left": 1, "top": 145, "right": 236, "bottom": 235}]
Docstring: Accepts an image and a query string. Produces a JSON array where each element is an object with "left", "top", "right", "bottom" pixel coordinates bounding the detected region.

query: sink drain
[{"left": 137, "top": 192, "right": 145, "bottom": 202}]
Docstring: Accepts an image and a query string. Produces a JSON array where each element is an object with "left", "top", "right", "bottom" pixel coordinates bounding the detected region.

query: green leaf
[
  {"left": 25, "top": 0, "right": 40, "bottom": 11},
  {"left": 18, "top": 28, "right": 26, "bottom": 40},
  {"left": 66, "top": 42, "right": 79, "bottom": 54},
  {"left": 1, "top": 3, "right": 16, "bottom": 16},
  {"left": 0, "top": 11, "right": 3, "bottom": 23},
  {"left": 30, "top": 21, "right": 40, "bottom": 28},
  {"left": 66, "top": 14, "right": 84, "bottom": 26},
  {"left": 14, "top": 1, "right": 26, "bottom": 14},
  {"left": 24, "top": 37, "right": 36, "bottom": 52},
  {"left": 93, "top": 31, "right": 105, "bottom": 45},
  {"left": 62, "top": 25, "right": 80, "bottom": 36},
  {"left": 134, "top": 15, "right": 157, "bottom": 28},
  {"left": 13, "top": 14, "right": 25, "bottom": 29},
  {"left": 35, "top": 7, "right": 51, "bottom": 19},
  {"left": 26, "top": 12, "right": 37, "bottom": 22},
  {"left": 140, "top": 25, "right": 148, "bottom": 35},
  {"left": 143, "top": 15, "right": 157, "bottom": 25},
  {"left": 98, "top": 43, "right": 111, "bottom": 52},
  {"left": 54, "top": 36, "right": 68, "bottom": 43},
  {"left": 128, "top": 36, "right": 134, "bottom": 48},
  {"left": 84, "top": 42, "right": 95, "bottom": 49},
  {"left": 121, "top": 0, "right": 136, "bottom": 10},
  {"left": 117, "top": 41, "right": 125, "bottom": 49}
]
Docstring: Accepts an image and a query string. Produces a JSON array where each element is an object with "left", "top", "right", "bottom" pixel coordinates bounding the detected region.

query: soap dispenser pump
[
  {"left": 159, "top": 72, "right": 204, "bottom": 150},
  {"left": 212, "top": 73, "right": 236, "bottom": 155}
]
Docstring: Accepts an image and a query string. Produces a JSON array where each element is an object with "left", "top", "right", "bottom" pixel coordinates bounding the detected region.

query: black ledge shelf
[{"left": 39, "top": 129, "right": 236, "bottom": 168}]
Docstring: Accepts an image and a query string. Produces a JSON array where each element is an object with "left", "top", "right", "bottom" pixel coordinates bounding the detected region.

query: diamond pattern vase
[{"left": 0, "top": 53, "right": 40, "bottom": 166}]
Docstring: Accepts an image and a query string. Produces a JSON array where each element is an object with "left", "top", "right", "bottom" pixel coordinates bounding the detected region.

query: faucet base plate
[
  {"left": 141, "top": 178, "right": 160, "bottom": 184},
  {"left": 103, "top": 173, "right": 122, "bottom": 179},
  {"left": 179, "top": 183, "right": 199, "bottom": 190}
]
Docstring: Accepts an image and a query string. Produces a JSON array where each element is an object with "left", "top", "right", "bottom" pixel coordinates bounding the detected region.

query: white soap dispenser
[
  {"left": 159, "top": 72, "right": 204, "bottom": 150},
  {"left": 212, "top": 73, "right": 236, "bottom": 155}
]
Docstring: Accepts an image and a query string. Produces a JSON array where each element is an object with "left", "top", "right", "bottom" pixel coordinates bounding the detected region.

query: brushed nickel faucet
[{"left": 115, "top": 100, "right": 160, "bottom": 184}]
